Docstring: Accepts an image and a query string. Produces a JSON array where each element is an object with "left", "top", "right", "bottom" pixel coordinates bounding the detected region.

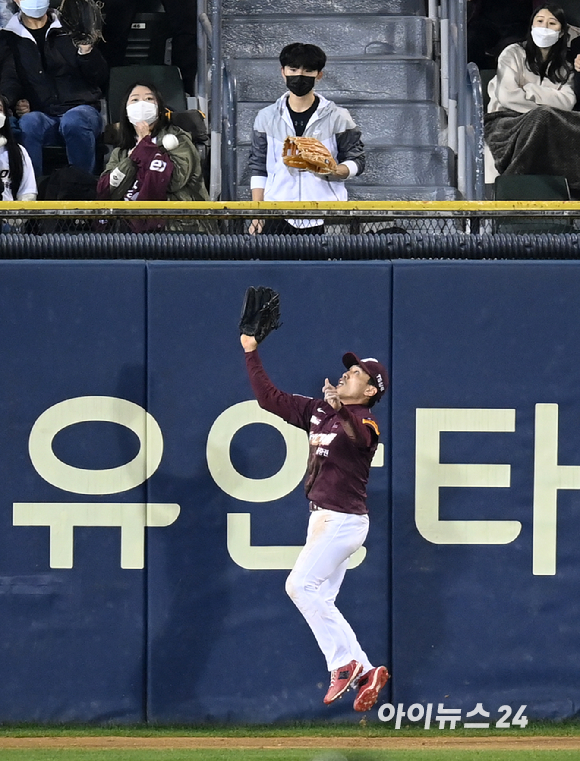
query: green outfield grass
[
  {"left": 0, "top": 751, "right": 580, "bottom": 761},
  {"left": 0, "top": 723, "right": 579, "bottom": 761}
]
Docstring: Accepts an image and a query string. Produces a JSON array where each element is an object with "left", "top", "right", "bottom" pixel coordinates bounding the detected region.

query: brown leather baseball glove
[
  {"left": 239, "top": 286, "right": 281, "bottom": 344},
  {"left": 282, "top": 136, "right": 338, "bottom": 175}
]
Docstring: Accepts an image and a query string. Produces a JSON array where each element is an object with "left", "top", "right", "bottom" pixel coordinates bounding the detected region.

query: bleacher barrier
[
  {"left": 2, "top": 213, "right": 580, "bottom": 724},
  {"left": 2, "top": 201, "right": 580, "bottom": 258}
]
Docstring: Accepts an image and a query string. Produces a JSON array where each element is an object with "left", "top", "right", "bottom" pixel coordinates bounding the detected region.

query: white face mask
[
  {"left": 0, "top": 114, "right": 6, "bottom": 130},
  {"left": 19, "top": 0, "right": 50, "bottom": 18},
  {"left": 531, "top": 27, "right": 560, "bottom": 48},
  {"left": 126, "top": 100, "right": 158, "bottom": 126}
]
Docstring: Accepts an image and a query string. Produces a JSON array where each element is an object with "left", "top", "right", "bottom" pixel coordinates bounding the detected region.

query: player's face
[{"left": 336, "top": 365, "right": 375, "bottom": 404}]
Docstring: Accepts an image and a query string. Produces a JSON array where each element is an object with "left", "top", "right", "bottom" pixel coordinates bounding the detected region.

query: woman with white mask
[
  {"left": 97, "top": 81, "right": 210, "bottom": 232},
  {"left": 484, "top": 5, "right": 580, "bottom": 191}
]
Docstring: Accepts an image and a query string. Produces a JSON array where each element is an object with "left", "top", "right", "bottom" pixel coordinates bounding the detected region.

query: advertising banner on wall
[
  {"left": 0, "top": 261, "right": 148, "bottom": 722},
  {"left": 391, "top": 260, "right": 580, "bottom": 724},
  {"left": 0, "top": 260, "right": 392, "bottom": 723},
  {"left": 2, "top": 257, "right": 580, "bottom": 725}
]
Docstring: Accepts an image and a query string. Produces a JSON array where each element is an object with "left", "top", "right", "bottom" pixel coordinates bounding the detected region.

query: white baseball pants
[{"left": 285, "top": 508, "right": 373, "bottom": 673}]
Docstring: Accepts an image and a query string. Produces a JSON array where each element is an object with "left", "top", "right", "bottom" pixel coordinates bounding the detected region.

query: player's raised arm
[{"left": 239, "top": 286, "right": 314, "bottom": 431}]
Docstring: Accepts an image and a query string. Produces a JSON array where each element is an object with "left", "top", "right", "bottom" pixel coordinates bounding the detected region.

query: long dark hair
[
  {"left": 523, "top": 4, "right": 571, "bottom": 84},
  {"left": 117, "top": 81, "right": 170, "bottom": 151},
  {"left": 0, "top": 93, "right": 24, "bottom": 198}
]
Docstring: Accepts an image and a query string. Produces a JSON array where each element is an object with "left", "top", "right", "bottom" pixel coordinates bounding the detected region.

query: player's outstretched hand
[
  {"left": 323, "top": 378, "right": 342, "bottom": 410},
  {"left": 241, "top": 334, "right": 258, "bottom": 352}
]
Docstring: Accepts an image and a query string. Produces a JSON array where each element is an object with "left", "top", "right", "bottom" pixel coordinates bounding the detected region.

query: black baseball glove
[
  {"left": 239, "top": 286, "right": 281, "bottom": 343},
  {"left": 59, "top": 0, "right": 105, "bottom": 46}
]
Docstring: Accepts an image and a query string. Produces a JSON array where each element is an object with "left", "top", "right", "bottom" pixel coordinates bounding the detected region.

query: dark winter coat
[{"left": 0, "top": 10, "right": 107, "bottom": 115}]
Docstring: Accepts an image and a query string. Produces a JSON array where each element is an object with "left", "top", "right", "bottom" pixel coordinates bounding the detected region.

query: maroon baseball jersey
[
  {"left": 97, "top": 136, "right": 175, "bottom": 231},
  {"left": 245, "top": 350, "right": 379, "bottom": 515}
]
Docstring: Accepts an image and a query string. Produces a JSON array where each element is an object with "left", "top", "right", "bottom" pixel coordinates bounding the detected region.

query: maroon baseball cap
[{"left": 342, "top": 352, "right": 389, "bottom": 402}]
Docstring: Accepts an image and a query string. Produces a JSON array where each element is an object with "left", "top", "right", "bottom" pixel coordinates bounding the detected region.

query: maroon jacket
[
  {"left": 97, "top": 135, "right": 175, "bottom": 232},
  {"left": 245, "top": 350, "right": 379, "bottom": 515}
]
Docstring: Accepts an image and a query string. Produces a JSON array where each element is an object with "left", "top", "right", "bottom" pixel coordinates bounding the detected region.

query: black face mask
[{"left": 286, "top": 74, "right": 316, "bottom": 97}]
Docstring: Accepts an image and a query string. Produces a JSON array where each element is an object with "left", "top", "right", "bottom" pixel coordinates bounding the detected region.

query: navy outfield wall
[
  {"left": 0, "top": 259, "right": 579, "bottom": 723},
  {"left": 391, "top": 261, "right": 580, "bottom": 723}
]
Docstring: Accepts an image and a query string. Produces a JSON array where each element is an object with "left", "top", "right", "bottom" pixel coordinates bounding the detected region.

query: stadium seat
[
  {"left": 559, "top": 1, "right": 580, "bottom": 28},
  {"left": 493, "top": 174, "right": 572, "bottom": 234},
  {"left": 107, "top": 64, "right": 187, "bottom": 124},
  {"left": 124, "top": 4, "right": 171, "bottom": 67}
]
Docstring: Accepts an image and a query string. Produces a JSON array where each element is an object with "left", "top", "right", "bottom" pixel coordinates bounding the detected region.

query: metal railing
[
  {"left": 196, "top": 0, "right": 211, "bottom": 119},
  {"left": 197, "top": 0, "right": 238, "bottom": 200},
  {"left": 1, "top": 202, "right": 580, "bottom": 259},
  {"left": 466, "top": 62, "right": 486, "bottom": 201},
  {"left": 1, "top": 200, "right": 578, "bottom": 224},
  {"left": 438, "top": 0, "right": 484, "bottom": 200},
  {"left": 222, "top": 63, "right": 238, "bottom": 202},
  {"left": 197, "top": 0, "right": 221, "bottom": 199}
]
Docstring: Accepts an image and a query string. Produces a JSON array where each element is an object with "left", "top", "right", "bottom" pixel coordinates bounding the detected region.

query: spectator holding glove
[{"left": 248, "top": 43, "right": 364, "bottom": 235}]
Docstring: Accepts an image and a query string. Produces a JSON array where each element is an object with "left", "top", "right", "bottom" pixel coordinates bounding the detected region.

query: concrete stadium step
[
  {"left": 235, "top": 185, "right": 460, "bottom": 202},
  {"left": 235, "top": 102, "right": 444, "bottom": 148},
  {"left": 236, "top": 145, "right": 454, "bottom": 188},
  {"left": 231, "top": 58, "right": 438, "bottom": 105},
  {"left": 221, "top": 0, "right": 427, "bottom": 16},
  {"left": 352, "top": 146, "right": 454, "bottom": 186},
  {"left": 222, "top": 16, "right": 434, "bottom": 59},
  {"left": 348, "top": 185, "right": 460, "bottom": 201}
]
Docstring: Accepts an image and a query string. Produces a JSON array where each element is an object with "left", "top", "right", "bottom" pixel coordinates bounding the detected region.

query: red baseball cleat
[
  {"left": 353, "top": 665, "right": 389, "bottom": 712},
  {"left": 323, "top": 660, "right": 363, "bottom": 705}
]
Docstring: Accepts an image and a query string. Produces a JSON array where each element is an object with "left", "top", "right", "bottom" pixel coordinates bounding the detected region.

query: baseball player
[{"left": 240, "top": 332, "right": 390, "bottom": 711}]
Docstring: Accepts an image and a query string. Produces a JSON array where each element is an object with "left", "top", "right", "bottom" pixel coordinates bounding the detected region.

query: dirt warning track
[{"left": 0, "top": 735, "right": 578, "bottom": 751}]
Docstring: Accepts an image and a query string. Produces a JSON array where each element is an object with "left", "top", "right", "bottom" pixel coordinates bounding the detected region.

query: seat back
[
  {"left": 124, "top": 11, "right": 171, "bottom": 66},
  {"left": 107, "top": 65, "right": 187, "bottom": 124},
  {"left": 494, "top": 174, "right": 572, "bottom": 234},
  {"left": 559, "top": 0, "right": 580, "bottom": 28}
]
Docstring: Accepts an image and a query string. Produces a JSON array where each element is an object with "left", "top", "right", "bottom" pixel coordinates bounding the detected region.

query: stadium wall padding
[{"left": 1, "top": 259, "right": 580, "bottom": 724}]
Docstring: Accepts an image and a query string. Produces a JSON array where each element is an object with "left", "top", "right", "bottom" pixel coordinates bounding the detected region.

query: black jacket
[{"left": 0, "top": 11, "right": 108, "bottom": 115}]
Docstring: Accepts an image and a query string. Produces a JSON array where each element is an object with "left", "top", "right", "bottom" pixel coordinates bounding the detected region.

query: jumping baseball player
[{"left": 240, "top": 331, "right": 390, "bottom": 711}]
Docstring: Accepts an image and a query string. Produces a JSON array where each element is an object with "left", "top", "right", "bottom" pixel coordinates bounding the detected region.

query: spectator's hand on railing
[
  {"left": 249, "top": 219, "right": 264, "bottom": 235},
  {"left": 15, "top": 99, "right": 30, "bottom": 117}
]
